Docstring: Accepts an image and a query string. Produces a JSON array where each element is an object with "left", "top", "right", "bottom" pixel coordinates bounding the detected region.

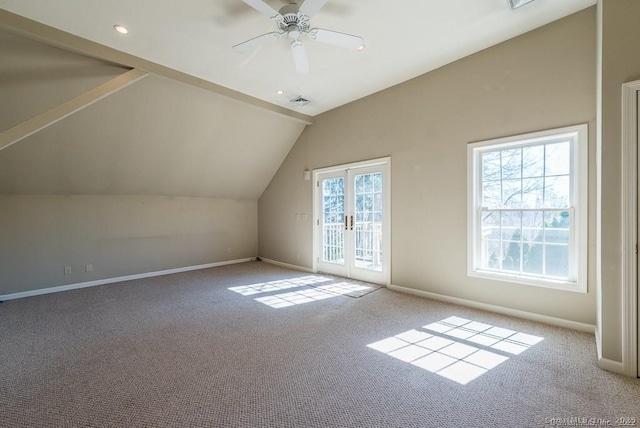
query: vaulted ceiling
[
  {"left": 0, "top": 0, "right": 596, "bottom": 198},
  {"left": 1, "top": 0, "right": 595, "bottom": 116},
  {"left": 0, "top": 28, "right": 305, "bottom": 198}
]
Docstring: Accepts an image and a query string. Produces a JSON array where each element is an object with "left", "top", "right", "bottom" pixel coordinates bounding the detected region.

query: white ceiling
[{"left": 0, "top": 0, "right": 596, "bottom": 116}]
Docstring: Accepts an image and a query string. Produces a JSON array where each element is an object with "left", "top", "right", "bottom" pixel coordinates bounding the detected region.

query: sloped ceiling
[
  {"left": 0, "top": 28, "right": 305, "bottom": 198},
  {"left": 0, "top": 0, "right": 597, "bottom": 199},
  {"left": 0, "top": 0, "right": 596, "bottom": 116}
]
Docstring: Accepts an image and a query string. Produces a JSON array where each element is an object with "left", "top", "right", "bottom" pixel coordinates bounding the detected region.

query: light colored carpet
[{"left": 1, "top": 261, "right": 638, "bottom": 427}]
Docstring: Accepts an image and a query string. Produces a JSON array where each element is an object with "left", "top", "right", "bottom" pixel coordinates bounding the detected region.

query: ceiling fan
[{"left": 233, "top": 0, "right": 364, "bottom": 74}]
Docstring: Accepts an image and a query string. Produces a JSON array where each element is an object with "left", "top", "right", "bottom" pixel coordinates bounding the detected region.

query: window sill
[{"left": 468, "top": 269, "right": 587, "bottom": 293}]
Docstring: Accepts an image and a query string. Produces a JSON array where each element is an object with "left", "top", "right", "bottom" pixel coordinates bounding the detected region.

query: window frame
[{"left": 467, "top": 124, "right": 588, "bottom": 293}]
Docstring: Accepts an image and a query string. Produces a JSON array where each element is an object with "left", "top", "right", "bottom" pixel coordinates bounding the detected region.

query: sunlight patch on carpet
[
  {"left": 367, "top": 316, "right": 543, "bottom": 385},
  {"left": 227, "top": 276, "right": 332, "bottom": 296},
  {"left": 254, "top": 282, "right": 371, "bottom": 308}
]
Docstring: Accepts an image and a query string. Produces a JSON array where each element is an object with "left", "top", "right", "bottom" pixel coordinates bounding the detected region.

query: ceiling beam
[
  {"left": 0, "top": 9, "right": 314, "bottom": 126},
  {"left": 0, "top": 68, "right": 148, "bottom": 152}
]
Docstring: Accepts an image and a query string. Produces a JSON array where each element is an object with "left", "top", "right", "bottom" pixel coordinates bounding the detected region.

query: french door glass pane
[
  {"left": 354, "top": 172, "right": 383, "bottom": 272},
  {"left": 322, "top": 177, "right": 344, "bottom": 265}
]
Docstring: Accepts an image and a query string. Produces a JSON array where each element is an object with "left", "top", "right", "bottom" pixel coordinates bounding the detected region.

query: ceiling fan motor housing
[
  {"left": 277, "top": 4, "right": 310, "bottom": 38},
  {"left": 234, "top": 0, "right": 364, "bottom": 74}
]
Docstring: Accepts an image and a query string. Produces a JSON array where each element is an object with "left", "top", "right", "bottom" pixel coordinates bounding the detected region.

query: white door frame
[
  {"left": 312, "top": 157, "right": 391, "bottom": 285},
  {"left": 621, "top": 79, "right": 640, "bottom": 377}
]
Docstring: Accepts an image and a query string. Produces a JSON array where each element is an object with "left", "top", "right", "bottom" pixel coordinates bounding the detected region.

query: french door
[{"left": 313, "top": 158, "right": 390, "bottom": 285}]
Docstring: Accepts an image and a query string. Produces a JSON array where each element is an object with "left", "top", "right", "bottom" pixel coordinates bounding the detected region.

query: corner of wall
[{"left": 594, "top": 0, "right": 604, "bottom": 370}]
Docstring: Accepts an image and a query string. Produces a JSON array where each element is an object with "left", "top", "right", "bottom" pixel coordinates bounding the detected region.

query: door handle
[
  {"left": 350, "top": 215, "right": 354, "bottom": 230},
  {"left": 344, "top": 215, "right": 348, "bottom": 230}
]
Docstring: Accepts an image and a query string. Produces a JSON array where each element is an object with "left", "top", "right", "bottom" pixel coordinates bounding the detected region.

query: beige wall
[
  {"left": 0, "top": 28, "right": 295, "bottom": 296},
  {"left": 0, "top": 28, "right": 305, "bottom": 199},
  {"left": 0, "top": 71, "right": 305, "bottom": 198},
  {"left": 0, "top": 195, "right": 257, "bottom": 295},
  {"left": 598, "top": 0, "right": 640, "bottom": 362},
  {"left": 0, "top": 29, "right": 126, "bottom": 131},
  {"left": 259, "top": 8, "right": 597, "bottom": 325}
]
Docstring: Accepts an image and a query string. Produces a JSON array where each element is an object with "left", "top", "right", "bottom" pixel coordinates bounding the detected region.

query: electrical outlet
[
  {"left": 85, "top": 264, "right": 92, "bottom": 272},
  {"left": 64, "top": 267, "right": 71, "bottom": 275}
]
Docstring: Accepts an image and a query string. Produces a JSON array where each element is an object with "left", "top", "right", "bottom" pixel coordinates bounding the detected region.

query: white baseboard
[
  {"left": 598, "top": 356, "right": 625, "bottom": 374},
  {"left": 260, "top": 257, "right": 314, "bottom": 273},
  {"left": 594, "top": 325, "right": 630, "bottom": 375},
  {"left": 595, "top": 325, "right": 603, "bottom": 360},
  {"left": 388, "top": 284, "right": 596, "bottom": 334},
  {"left": 0, "top": 258, "right": 253, "bottom": 301}
]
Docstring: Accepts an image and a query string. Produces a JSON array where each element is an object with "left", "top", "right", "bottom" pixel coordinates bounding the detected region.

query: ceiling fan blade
[
  {"left": 291, "top": 40, "right": 309, "bottom": 74},
  {"left": 298, "top": 0, "right": 328, "bottom": 18},
  {"left": 241, "top": 0, "right": 282, "bottom": 19},
  {"left": 308, "top": 28, "right": 363, "bottom": 50},
  {"left": 233, "top": 32, "right": 282, "bottom": 53}
]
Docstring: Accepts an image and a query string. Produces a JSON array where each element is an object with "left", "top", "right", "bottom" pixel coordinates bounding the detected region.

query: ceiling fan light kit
[{"left": 233, "top": 0, "right": 364, "bottom": 74}]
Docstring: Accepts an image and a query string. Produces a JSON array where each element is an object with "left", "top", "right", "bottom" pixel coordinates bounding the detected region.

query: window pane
[
  {"left": 356, "top": 194, "right": 363, "bottom": 212},
  {"left": 502, "top": 241, "right": 521, "bottom": 272},
  {"left": 501, "top": 148, "right": 522, "bottom": 179},
  {"left": 523, "top": 243, "right": 543, "bottom": 275},
  {"left": 545, "top": 244, "right": 569, "bottom": 278},
  {"left": 355, "top": 175, "right": 364, "bottom": 193},
  {"left": 547, "top": 230, "right": 569, "bottom": 245},
  {"left": 545, "top": 142, "right": 570, "bottom": 176},
  {"left": 522, "top": 145, "right": 545, "bottom": 178},
  {"left": 373, "top": 173, "right": 382, "bottom": 192},
  {"left": 482, "top": 181, "right": 501, "bottom": 208},
  {"left": 374, "top": 192, "right": 382, "bottom": 211},
  {"left": 544, "top": 175, "right": 570, "bottom": 208},
  {"left": 483, "top": 240, "right": 501, "bottom": 269},
  {"left": 544, "top": 211, "right": 570, "bottom": 230},
  {"left": 481, "top": 212, "right": 500, "bottom": 240},
  {"left": 502, "top": 179, "right": 522, "bottom": 207},
  {"left": 522, "top": 211, "right": 544, "bottom": 242},
  {"left": 546, "top": 219, "right": 570, "bottom": 244},
  {"left": 471, "top": 125, "right": 584, "bottom": 289},
  {"left": 522, "top": 177, "right": 544, "bottom": 209},
  {"left": 482, "top": 151, "right": 501, "bottom": 181},
  {"left": 363, "top": 174, "right": 373, "bottom": 192},
  {"left": 364, "top": 194, "right": 373, "bottom": 211},
  {"left": 501, "top": 211, "right": 521, "bottom": 241}
]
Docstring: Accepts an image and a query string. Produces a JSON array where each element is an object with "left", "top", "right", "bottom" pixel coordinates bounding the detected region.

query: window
[{"left": 467, "top": 125, "right": 587, "bottom": 292}]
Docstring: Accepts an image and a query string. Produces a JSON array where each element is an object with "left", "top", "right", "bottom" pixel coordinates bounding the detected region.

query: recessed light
[
  {"left": 113, "top": 25, "right": 129, "bottom": 35},
  {"left": 357, "top": 44, "right": 366, "bottom": 52},
  {"left": 275, "top": 89, "right": 285, "bottom": 95}
]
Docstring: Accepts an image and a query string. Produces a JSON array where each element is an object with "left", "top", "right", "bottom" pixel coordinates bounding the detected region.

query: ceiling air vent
[
  {"left": 508, "top": 0, "right": 535, "bottom": 9},
  {"left": 290, "top": 96, "right": 310, "bottom": 107}
]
